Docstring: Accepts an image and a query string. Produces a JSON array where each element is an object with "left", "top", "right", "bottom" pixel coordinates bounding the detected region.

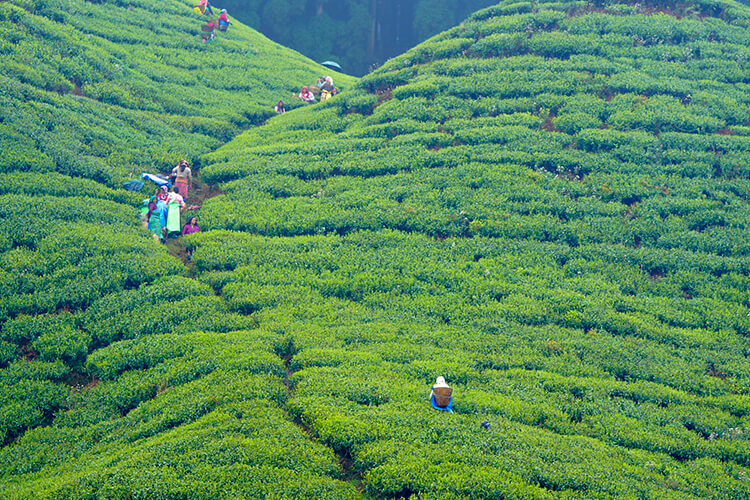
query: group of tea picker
[
  {"left": 193, "top": 0, "right": 232, "bottom": 42},
  {"left": 294, "top": 76, "right": 337, "bottom": 104},
  {"left": 140, "top": 161, "right": 200, "bottom": 247},
  {"left": 273, "top": 75, "right": 338, "bottom": 114}
]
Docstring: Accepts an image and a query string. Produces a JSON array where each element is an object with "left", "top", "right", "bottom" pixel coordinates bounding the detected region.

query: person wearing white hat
[
  {"left": 430, "top": 376, "right": 453, "bottom": 412},
  {"left": 218, "top": 9, "right": 231, "bottom": 31}
]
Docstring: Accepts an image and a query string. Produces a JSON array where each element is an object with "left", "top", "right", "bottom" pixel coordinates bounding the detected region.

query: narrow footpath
[
  {"left": 276, "top": 339, "right": 366, "bottom": 493},
  {"left": 163, "top": 173, "right": 222, "bottom": 265},
  {"left": 161, "top": 173, "right": 368, "bottom": 496}
]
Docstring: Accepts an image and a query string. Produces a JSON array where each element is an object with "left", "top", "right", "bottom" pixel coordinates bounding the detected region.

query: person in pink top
[
  {"left": 182, "top": 215, "right": 201, "bottom": 261},
  {"left": 197, "top": 0, "right": 213, "bottom": 14},
  {"left": 298, "top": 86, "right": 315, "bottom": 103},
  {"left": 218, "top": 9, "right": 231, "bottom": 31}
]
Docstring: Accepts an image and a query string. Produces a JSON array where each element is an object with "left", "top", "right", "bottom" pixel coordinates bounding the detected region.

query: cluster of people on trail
[
  {"left": 141, "top": 161, "right": 201, "bottom": 248},
  {"left": 272, "top": 76, "right": 338, "bottom": 114},
  {"left": 278, "top": 76, "right": 337, "bottom": 110},
  {"left": 193, "top": 0, "right": 232, "bottom": 42},
  {"left": 316, "top": 76, "right": 337, "bottom": 101}
]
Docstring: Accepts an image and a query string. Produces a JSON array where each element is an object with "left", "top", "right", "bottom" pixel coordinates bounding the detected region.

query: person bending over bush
[{"left": 430, "top": 376, "right": 453, "bottom": 412}]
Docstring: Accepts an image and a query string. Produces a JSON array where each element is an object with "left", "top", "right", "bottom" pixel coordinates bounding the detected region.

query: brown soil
[{"left": 164, "top": 174, "right": 223, "bottom": 266}]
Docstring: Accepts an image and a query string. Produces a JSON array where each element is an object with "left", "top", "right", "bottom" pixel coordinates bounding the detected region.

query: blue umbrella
[
  {"left": 141, "top": 172, "right": 170, "bottom": 187},
  {"left": 320, "top": 60, "right": 342, "bottom": 71}
]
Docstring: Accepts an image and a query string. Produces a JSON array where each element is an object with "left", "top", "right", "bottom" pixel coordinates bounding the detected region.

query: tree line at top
[{"left": 220, "top": 0, "right": 502, "bottom": 75}]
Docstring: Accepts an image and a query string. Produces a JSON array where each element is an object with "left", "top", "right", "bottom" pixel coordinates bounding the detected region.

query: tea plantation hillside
[
  {"left": 0, "top": 0, "right": 360, "bottom": 498},
  {"left": 194, "top": 0, "right": 750, "bottom": 496},
  {"left": 3, "top": 0, "right": 750, "bottom": 498}
]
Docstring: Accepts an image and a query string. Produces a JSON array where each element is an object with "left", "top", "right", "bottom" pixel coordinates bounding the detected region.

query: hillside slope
[
  {"left": 2, "top": 0, "right": 750, "bottom": 498},
  {"left": 0, "top": 1, "right": 358, "bottom": 498}
]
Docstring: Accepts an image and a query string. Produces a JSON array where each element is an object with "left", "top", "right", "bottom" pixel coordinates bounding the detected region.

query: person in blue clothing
[
  {"left": 218, "top": 9, "right": 231, "bottom": 31},
  {"left": 156, "top": 185, "right": 170, "bottom": 242},
  {"left": 430, "top": 376, "right": 453, "bottom": 412}
]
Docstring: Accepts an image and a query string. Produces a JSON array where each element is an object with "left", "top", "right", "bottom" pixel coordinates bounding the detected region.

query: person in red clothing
[
  {"left": 297, "top": 86, "right": 315, "bottom": 103},
  {"left": 182, "top": 215, "right": 201, "bottom": 261},
  {"left": 156, "top": 185, "right": 170, "bottom": 242},
  {"left": 218, "top": 9, "right": 231, "bottom": 31},
  {"left": 157, "top": 184, "right": 169, "bottom": 203}
]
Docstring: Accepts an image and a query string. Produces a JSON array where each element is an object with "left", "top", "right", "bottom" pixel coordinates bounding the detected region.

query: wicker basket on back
[
  {"left": 201, "top": 20, "right": 218, "bottom": 33},
  {"left": 433, "top": 387, "right": 453, "bottom": 408}
]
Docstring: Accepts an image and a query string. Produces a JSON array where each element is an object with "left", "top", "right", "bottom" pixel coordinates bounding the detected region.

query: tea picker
[
  {"left": 430, "top": 376, "right": 453, "bottom": 412},
  {"left": 218, "top": 9, "right": 232, "bottom": 32}
]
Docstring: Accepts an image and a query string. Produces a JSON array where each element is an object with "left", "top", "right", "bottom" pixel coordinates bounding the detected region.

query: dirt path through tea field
[
  {"left": 164, "top": 173, "right": 222, "bottom": 265},
  {"left": 162, "top": 174, "right": 369, "bottom": 495},
  {"left": 277, "top": 338, "right": 367, "bottom": 494}
]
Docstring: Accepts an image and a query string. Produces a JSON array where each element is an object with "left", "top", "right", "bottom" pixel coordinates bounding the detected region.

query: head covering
[
  {"left": 325, "top": 76, "right": 333, "bottom": 85},
  {"left": 160, "top": 185, "right": 168, "bottom": 192},
  {"left": 221, "top": 8, "right": 226, "bottom": 13},
  {"left": 434, "top": 376, "right": 449, "bottom": 388},
  {"left": 302, "top": 86, "right": 308, "bottom": 91}
]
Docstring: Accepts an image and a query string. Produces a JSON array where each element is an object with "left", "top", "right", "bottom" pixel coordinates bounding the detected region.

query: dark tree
[{"left": 219, "top": 0, "right": 499, "bottom": 75}]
